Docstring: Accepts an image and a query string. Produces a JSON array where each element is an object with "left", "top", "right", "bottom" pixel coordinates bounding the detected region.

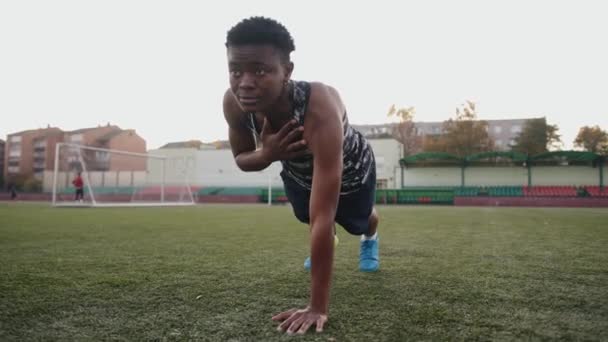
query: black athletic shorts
[{"left": 280, "top": 165, "right": 376, "bottom": 236}]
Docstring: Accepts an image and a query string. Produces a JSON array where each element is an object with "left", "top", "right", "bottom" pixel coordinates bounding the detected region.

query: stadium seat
[
  {"left": 378, "top": 188, "right": 455, "bottom": 205},
  {"left": 585, "top": 186, "right": 608, "bottom": 197},
  {"left": 523, "top": 186, "right": 577, "bottom": 197}
]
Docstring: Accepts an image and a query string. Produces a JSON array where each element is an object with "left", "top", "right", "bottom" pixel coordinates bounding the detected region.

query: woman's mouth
[{"left": 238, "top": 96, "right": 259, "bottom": 106}]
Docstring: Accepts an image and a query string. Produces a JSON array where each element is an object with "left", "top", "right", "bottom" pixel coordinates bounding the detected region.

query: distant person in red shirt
[{"left": 72, "top": 172, "right": 84, "bottom": 202}]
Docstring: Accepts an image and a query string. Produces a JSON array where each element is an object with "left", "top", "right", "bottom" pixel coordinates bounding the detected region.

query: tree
[
  {"left": 511, "top": 117, "right": 561, "bottom": 155},
  {"left": 422, "top": 134, "right": 448, "bottom": 152},
  {"left": 574, "top": 125, "right": 608, "bottom": 154},
  {"left": 387, "top": 105, "right": 421, "bottom": 157},
  {"left": 441, "top": 101, "right": 494, "bottom": 157}
]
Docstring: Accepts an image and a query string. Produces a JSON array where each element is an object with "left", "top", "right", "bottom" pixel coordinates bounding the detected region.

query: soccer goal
[{"left": 51, "top": 143, "right": 195, "bottom": 207}]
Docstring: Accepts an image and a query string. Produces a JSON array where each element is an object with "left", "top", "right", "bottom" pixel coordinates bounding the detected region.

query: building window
[
  {"left": 376, "top": 179, "right": 388, "bottom": 189},
  {"left": 494, "top": 126, "right": 502, "bottom": 134},
  {"left": 511, "top": 125, "right": 522, "bottom": 134},
  {"left": 8, "top": 145, "right": 21, "bottom": 157},
  {"left": 34, "top": 140, "right": 47, "bottom": 148},
  {"left": 495, "top": 139, "right": 503, "bottom": 147},
  {"left": 70, "top": 134, "right": 83, "bottom": 142},
  {"left": 7, "top": 166, "right": 19, "bottom": 173},
  {"left": 375, "top": 156, "right": 385, "bottom": 171},
  {"left": 9, "top": 136, "right": 22, "bottom": 143},
  {"left": 95, "top": 151, "right": 110, "bottom": 161}
]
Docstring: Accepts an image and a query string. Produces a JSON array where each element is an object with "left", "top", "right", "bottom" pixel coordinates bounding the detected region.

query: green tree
[
  {"left": 388, "top": 105, "right": 421, "bottom": 157},
  {"left": 511, "top": 117, "right": 561, "bottom": 155},
  {"left": 574, "top": 125, "right": 608, "bottom": 154},
  {"left": 441, "top": 101, "right": 494, "bottom": 157}
]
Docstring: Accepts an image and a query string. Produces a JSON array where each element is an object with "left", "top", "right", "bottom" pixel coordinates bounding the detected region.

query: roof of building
[
  {"left": 354, "top": 118, "right": 539, "bottom": 128},
  {"left": 159, "top": 139, "right": 232, "bottom": 150},
  {"left": 354, "top": 117, "right": 543, "bottom": 140},
  {"left": 160, "top": 140, "right": 206, "bottom": 149},
  {"left": 210, "top": 140, "right": 231, "bottom": 149},
  {"left": 66, "top": 125, "right": 120, "bottom": 134},
  {"left": 7, "top": 127, "right": 63, "bottom": 137},
  {"left": 351, "top": 124, "right": 398, "bottom": 140}
]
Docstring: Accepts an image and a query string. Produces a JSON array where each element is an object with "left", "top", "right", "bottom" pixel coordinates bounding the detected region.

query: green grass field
[{"left": 1, "top": 203, "right": 607, "bottom": 341}]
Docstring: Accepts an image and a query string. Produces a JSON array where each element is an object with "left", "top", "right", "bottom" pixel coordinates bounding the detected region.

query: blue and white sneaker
[
  {"left": 359, "top": 235, "right": 379, "bottom": 272},
  {"left": 304, "top": 256, "right": 312, "bottom": 270},
  {"left": 304, "top": 235, "right": 339, "bottom": 271}
]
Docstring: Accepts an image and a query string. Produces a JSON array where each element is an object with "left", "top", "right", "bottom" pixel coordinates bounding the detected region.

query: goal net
[{"left": 51, "top": 143, "right": 195, "bottom": 207}]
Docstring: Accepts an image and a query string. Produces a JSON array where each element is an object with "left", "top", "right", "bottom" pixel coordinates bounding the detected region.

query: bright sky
[{"left": 1, "top": 1, "right": 606, "bottom": 149}]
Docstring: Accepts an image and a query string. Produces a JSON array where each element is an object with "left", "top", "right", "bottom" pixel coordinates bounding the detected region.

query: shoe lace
[{"left": 361, "top": 240, "right": 373, "bottom": 256}]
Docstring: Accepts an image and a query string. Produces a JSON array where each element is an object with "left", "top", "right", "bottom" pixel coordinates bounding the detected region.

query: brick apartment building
[
  {"left": 414, "top": 118, "right": 529, "bottom": 150},
  {"left": 62, "top": 125, "right": 146, "bottom": 172},
  {"left": 4, "top": 127, "right": 64, "bottom": 183},
  {"left": 3, "top": 124, "right": 146, "bottom": 186}
]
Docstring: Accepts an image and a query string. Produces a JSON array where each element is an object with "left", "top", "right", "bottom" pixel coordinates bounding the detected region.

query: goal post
[{"left": 51, "top": 143, "right": 195, "bottom": 207}]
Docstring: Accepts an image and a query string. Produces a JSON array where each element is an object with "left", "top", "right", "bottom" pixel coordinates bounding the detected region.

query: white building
[
  {"left": 147, "top": 147, "right": 283, "bottom": 188},
  {"left": 148, "top": 137, "right": 404, "bottom": 189},
  {"left": 367, "top": 138, "right": 403, "bottom": 189}
]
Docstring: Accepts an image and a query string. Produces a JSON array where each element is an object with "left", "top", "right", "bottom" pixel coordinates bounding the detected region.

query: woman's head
[{"left": 226, "top": 17, "right": 295, "bottom": 112}]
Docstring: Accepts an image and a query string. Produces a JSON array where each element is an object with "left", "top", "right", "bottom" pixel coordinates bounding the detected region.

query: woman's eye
[
  {"left": 255, "top": 69, "right": 266, "bottom": 76},
  {"left": 230, "top": 70, "right": 242, "bottom": 77}
]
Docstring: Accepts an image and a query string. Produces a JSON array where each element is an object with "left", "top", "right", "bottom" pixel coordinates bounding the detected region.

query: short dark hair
[{"left": 225, "top": 17, "right": 295, "bottom": 62}]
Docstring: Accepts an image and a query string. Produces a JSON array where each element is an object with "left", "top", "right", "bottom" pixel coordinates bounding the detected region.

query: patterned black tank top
[{"left": 247, "top": 80, "right": 375, "bottom": 194}]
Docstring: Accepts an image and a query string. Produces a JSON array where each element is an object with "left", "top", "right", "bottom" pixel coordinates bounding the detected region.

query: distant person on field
[
  {"left": 9, "top": 183, "right": 17, "bottom": 200},
  {"left": 72, "top": 172, "right": 84, "bottom": 202},
  {"left": 222, "top": 17, "right": 380, "bottom": 335}
]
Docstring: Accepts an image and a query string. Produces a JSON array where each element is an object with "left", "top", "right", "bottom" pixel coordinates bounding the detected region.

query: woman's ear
[{"left": 284, "top": 61, "right": 294, "bottom": 81}]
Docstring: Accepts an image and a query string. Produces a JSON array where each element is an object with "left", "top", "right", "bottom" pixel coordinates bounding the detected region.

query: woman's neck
[{"left": 262, "top": 82, "right": 295, "bottom": 130}]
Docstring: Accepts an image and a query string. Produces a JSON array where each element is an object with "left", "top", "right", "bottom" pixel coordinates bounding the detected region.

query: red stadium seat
[{"left": 523, "top": 185, "right": 578, "bottom": 197}]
